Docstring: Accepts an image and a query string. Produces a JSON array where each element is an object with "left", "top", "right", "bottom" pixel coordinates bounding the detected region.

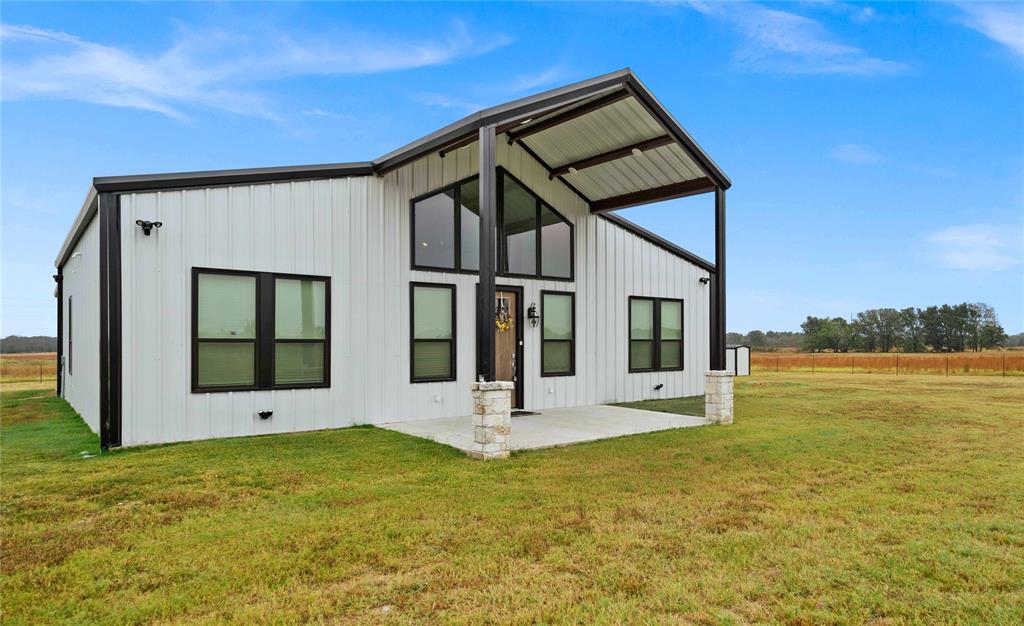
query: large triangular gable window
[
  {"left": 499, "top": 169, "right": 573, "bottom": 280},
  {"left": 410, "top": 169, "right": 574, "bottom": 281}
]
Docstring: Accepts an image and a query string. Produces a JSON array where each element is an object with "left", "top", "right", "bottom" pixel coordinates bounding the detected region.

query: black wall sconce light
[
  {"left": 699, "top": 276, "right": 710, "bottom": 285},
  {"left": 527, "top": 302, "right": 539, "bottom": 327},
  {"left": 136, "top": 220, "right": 163, "bottom": 236},
  {"left": 258, "top": 410, "right": 273, "bottom": 420}
]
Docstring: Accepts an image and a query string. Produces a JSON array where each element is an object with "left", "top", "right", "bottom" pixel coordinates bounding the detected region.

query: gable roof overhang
[{"left": 57, "top": 69, "right": 728, "bottom": 268}]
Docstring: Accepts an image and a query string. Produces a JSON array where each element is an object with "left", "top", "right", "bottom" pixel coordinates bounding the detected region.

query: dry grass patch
[{"left": 2, "top": 375, "right": 1022, "bottom": 624}]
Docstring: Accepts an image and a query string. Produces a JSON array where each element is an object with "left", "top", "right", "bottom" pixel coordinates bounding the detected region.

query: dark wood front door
[{"left": 495, "top": 289, "right": 523, "bottom": 408}]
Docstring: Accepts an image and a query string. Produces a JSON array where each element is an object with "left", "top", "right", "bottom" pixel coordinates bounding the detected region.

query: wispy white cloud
[
  {"left": 925, "top": 224, "right": 1023, "bottom": 271},
  {"left": 499, "top": 65, "right": 573, "bottom": 94},
  {"left": 412, "top": 64, "right": 571, "bottom": 115},
  {"left": 0, "top": 20, "right": 512, "bottom": 121},
  {"left": 814, "top": 1, "right": 882, "bottom": 25},
  {"left": 689, "top": 3, "right": 908, "bottom": 76},
  {"left": 953, "top": 2, "right": 1024, "bottom": 57},
  {"left": 412, "top": 92, "right": 482, "bottom": 113},
  {"left": 301, "top": 108, "right": 355, "bottom": 121},
  {"left": 831, "top": 143, "right": 885, "bottom": 164}
]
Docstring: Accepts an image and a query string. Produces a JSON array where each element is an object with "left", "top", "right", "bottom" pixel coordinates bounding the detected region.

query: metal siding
[
  {"left": 60, "top": 216, "right": 101, "bottom": 434},
  {"left": 118, "top": 141, "right": 710, "bottom": 446}
]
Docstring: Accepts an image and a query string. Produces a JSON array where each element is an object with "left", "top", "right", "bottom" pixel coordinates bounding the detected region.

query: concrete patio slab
[{"left": 379, "top": 404, "right": 709, "bottom": 453}]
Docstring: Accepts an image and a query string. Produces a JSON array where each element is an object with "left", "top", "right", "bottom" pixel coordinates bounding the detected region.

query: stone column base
[
  {"left": 705, "top": 371, "right": 734, "bottom": 425},
  {"left": 469, "top": 381, "right": 514, "bottom": 459}
]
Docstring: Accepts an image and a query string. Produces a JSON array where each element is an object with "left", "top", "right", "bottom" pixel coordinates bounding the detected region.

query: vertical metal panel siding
[
  {"left": 119, "top": 141, "right": 709, "bottom": 446},
  {"left": 60, "top": 216, "right": 101, "bottom": 434}
]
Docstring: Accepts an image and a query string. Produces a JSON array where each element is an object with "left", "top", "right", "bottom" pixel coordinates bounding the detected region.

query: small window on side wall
[
  {"left": 411, "top": 283, "right": 456, "bottom": 382},
  {"left": 629, "top": 297, "right": 684, "bottom": 373},
  {"left": 67, "top": 296, "right": 73, "bottom": 375},
  {"left": 542, "top": 291, "right": 575, "bottom": 376}
]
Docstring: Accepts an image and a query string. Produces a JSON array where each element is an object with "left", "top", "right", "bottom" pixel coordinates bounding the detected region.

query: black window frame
[
  {"left": 628, "top": 296, "right": 684, "bottom": 373},
  {"left": 408, "top": 168, "right": 575, "bottom": 282},
  {"left": 191, "top": 267, "right": 331, "bottom": 393},
  {"left": 410, "top": 281, "right": 458, "bottom": 383},
  {"left": 540, "top": 290, "right": 576, "bottom": 377},
  {"left": 410, "top": 175, "right": 481, "bottom": 275},
  {"left": 67, "top": 295, "right": 73, "bottom": 375},
  {"left": 498, "top": 168, "right": 575, "bottom": 282}
]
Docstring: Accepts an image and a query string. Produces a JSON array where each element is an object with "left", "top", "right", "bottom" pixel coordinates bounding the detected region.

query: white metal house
[{"left": 54, "top": 69, "right": 731, "bottom": 448}]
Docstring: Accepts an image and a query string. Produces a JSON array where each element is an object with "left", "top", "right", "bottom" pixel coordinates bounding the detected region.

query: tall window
[
  {"left": 502, "top": 175, "right": 537, "bottom": 276},
  {"left": 411, "top": 283, "right": 456, "bottom": 382},
  {"left": 500, "top": 169, "right": 573, "bottom": 280},
  {"left": 67, "top": 296, "right": 73, "bottom": 375},
  {"left": 274, "top": 278, "right": 328, "bottom": 385},
  {"left": 542, "top": 291, "right": 575, "bottom": 376},
  {"left": 196, "top": 272, "right": 257, "bottom": 388},
  {"left": 629, "top": 297, "right": 684, "bottom": 372},
  {"left": 192, "top": 268, "right": 330, "bottom": 392},
  {"left": 412, "top": 176, "right": 479, "bottom": 272}
]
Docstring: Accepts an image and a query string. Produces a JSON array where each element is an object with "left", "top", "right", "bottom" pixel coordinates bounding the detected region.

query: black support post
[
  {"left": 477, "top": 125, "right": 497, "bottom": 382},
  {"left": 98, "top": 192, "right": 122, "bottom": 449},
  {"left": 55, "top": 271, "right": 63, "bottom": 396},
  {"left": 711, "top": 187, "right": 726, "bottom": 370}
]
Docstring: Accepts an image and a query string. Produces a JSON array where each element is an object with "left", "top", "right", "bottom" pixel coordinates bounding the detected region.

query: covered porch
[
  {"left": 381, "top": 69, "right": 736, "bottom": 459},
  {"left": 378, "top": 68, "right": 731, "bottom": 383},
  {"left": 380, "top": 404, "right": 708, "bottom": 453}
]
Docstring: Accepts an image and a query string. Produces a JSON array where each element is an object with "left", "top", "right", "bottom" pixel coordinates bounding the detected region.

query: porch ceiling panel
[
  {"left": 522, "top": 97, "right": 663, "bottom": 165},
  {"left": 565, "top": 144, "right": 707, "bottom": 201},
  {"left": 519, "top": 95, "right": 711, "bottom": 203}
]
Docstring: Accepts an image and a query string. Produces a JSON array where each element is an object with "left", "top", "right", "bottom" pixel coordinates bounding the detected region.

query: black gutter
[
  {"left": 94, "top": 161, "right": 374, "bottom": 193},
  {"left": 599, "top": 213, "right": 715, "bottom": 274}
]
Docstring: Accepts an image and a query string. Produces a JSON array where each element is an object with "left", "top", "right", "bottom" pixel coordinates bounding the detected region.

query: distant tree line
[
  {"left": 800, "top": 303, "right": 1007, "bottom": 353},
  {"left": 726, "top": 330, "right": 804, "bottom": 351},
  {"left": 0, "top": 335, "right": 57, "bottom": 354},
  {"left": 729, "top": 303, "right": 1013, "bottom": 353}
]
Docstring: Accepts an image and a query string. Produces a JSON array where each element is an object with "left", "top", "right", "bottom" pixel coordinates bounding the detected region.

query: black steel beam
[
  {"left": 599, "top": 213, "right": 715, "bottom": 273},
  {"left": 55, "top": 271, "right": 63, "bottom": 397},
  {"left": 589, "top": 177, "right": 715, "bottom": 213},
  {"left": 711, "top": 187, "right": 727, "bottom": 370},
  {"left": 549, "top": 135, "right": 673, "bottom": 179},
  {"left": 98, "top": 192, "right": 122, "bottom": 449},
  {"left": 476, "top": 125, "right": 497, "bottom": 382},
  {"left": 438, "top": 120, "right": 521, "bottom": 158},
  {"left": 505, "top": 89, "right": 630, "bottom": 144}
]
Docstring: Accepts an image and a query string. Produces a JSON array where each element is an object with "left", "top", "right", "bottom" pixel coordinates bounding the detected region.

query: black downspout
[
  {"left": 55, "top": 271, "right": 63, "bottom": 397},
  {"left": 476, "top": 124, "right": 497, "bottom": 382},
  {"left": 711, "top": 187, "right": 726, "bottom": 370}
]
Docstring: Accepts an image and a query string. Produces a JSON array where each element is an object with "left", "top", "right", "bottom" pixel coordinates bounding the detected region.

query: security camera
[
  {"left": 699, "top": 277, "right": 710, "bottom": 285},
  {"left": 136, "top": 220, "right": 163, "bottom": 236}
]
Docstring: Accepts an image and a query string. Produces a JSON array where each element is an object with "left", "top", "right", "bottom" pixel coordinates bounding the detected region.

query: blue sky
[{"left": 2, "top": 1, "right": 1022, "bottom": 336}]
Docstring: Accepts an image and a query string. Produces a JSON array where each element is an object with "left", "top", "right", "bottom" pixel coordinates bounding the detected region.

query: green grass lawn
[{"left": 2, "top": 374, "right": 1022, "bottom": 624}]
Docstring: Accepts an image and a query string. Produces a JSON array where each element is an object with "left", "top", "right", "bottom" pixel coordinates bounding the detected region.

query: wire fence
[
  {"left": 751, "top": 352, "right": 1024, "bottom": 376},
  {"left": 0, "top": 364, "right": 58, "bottom": 382}
]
